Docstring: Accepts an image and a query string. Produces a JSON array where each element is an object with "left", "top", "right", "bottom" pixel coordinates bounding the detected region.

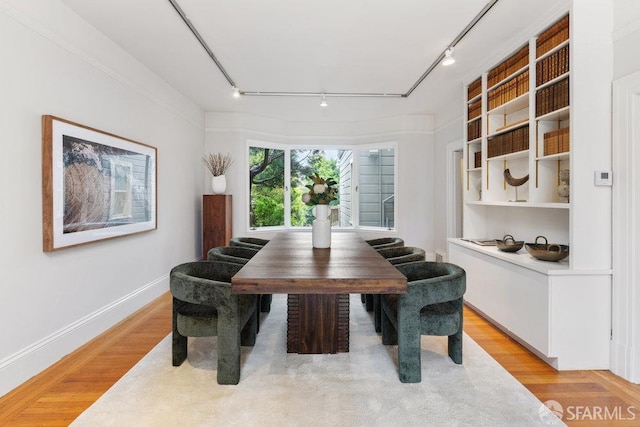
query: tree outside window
[{"left": 249, "top": 146, "right": 285, "bottom": 228}]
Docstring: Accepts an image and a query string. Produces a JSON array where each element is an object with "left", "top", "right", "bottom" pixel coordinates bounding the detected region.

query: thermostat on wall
[{"left": 594, "top": 170, "right": 613, "bottom": 186}]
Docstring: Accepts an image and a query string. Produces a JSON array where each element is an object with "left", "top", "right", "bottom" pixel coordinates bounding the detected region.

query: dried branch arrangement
[{"left": 202, "top": 152, "right": 234, "bottom": 176}]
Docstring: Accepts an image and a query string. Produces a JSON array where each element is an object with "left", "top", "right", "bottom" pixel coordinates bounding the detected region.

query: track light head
[
  {"left": 320, "top": 94, "right": 328, "bottom": 107},
  {"left": 232, "top": 86, "right": 240, "bottom": 98},
  {"left": 442, "top": 47, "right": 456, "bottom": 66}
]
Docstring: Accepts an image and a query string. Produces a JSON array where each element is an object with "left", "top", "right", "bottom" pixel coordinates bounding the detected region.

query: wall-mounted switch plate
[{"left": 594, "top": 170, "right": 613, "bottom": 186}]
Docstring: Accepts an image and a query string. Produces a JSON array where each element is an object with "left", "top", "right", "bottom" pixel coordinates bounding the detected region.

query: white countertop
[{"left": 448, "top": 238, "right": 611, "bottom": 276}]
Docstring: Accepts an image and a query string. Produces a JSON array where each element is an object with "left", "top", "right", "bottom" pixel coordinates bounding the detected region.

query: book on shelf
[
  {"left": 467, "top": 77, "right": 482, "bottom": 100},
  {"left": 488, "top": 125, "right": 529, "bottom": 158},
  {"left": 536, "top": 77, "right": 569, "bottom": 117},
  {"left": 543, "top": 127, "right": 570, "bottom": 156},
  {"left": 467, "top": 120, "right": 481, "bottom": 141},
  {"left": 468, "top": 99, "right": 482, "bottom": 120},
  {"left": 536, "top": 15, "right": 569, "bottom": 58},
  {"left": 488, "top": 45, "right": 529, "bottom": 88},
  {"left": 536, "top": 45, "right": 569, "bottom": 86},
  {"left": 488, "top": 70, "right": 529, "bottom": 110}
]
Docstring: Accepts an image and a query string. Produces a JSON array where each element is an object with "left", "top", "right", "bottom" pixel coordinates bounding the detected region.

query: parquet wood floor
[{"left": 0, "top": 293, "right": 638, "bottom": 426}]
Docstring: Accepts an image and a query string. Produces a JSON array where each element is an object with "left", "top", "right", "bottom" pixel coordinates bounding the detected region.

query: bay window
[{"left": 248, "top": 140, "right": 396, "bottom": 231}]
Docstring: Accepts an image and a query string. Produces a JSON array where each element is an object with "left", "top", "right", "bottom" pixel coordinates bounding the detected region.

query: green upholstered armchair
[
  {"left": 362, "top": 238, "right": 405, "bottom": 310},
  {"left": 381, "top": 261, "right": 466, "bottom": 383},
  {"left": 365, "top": 237, "right": 405, "bottom": 250},
  {"left": 207, "top": 245, "right": 272, "bottom": 314},
  {"left": 170, "top": 260, "right": 258, "bottom": 385},
  {"left": 229, "top": 237, "right": 270, "bottom": 250},
  {"left": 370, "top": 246, "right": 426, "bottom": 332},
  {"left": 207, "top": 246, "right": 259, "bottom": 266}
]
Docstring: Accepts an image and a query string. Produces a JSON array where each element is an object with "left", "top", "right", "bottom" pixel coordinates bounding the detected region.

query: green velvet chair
[
  {"left": 365, "top": 237, "right": 405, "bottom": 250},
  {"left": 370, "top": 246, "right": 427, "bottom": 332},
  {"left": 170, "top": 260, "right": 258, "bottom": 385},
  {"left": 207, "top": 245, "right": 259, "bottom": 265},
  {"left": 381, "top": 261, "right": 466, "bottom": 383},
  {"left": 229, "top": 237, "right": 270, "bottom": 250},
  {"left": 362, "top": 238, "right": 405, "bottom": 310},
  {"left": 207, "top": 245, "right": 272, "bottom": 313}
]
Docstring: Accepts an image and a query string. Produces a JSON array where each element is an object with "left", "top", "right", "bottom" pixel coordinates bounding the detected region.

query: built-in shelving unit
[
  {"left": 463, "top": 14, "right": 571, "bottom": 222},
  {"left": 451, "top": 13, "right": 611, "bottom": 371}
]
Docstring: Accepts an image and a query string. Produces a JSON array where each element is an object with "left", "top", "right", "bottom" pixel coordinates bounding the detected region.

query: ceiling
[{"left": 58, "top": 0, "right": 569, "bottom": 124}]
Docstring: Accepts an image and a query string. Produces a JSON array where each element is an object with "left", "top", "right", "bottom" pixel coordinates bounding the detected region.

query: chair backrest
[
  {"left": 366, "top": 237, "right": 404, "bottom": 249},
  {"left": 207, "top": 246, "right": 259, "bottom": 264},
  {"left": 395, "top": 261, "right": 466, "bottom": 307},
  {"left": 230, "top": 237, "right": 270, "bottom": 250},
  {"left": 377, "top": 246, "right": 425, "bottom": 265},
  {"left": 170, "top": 261, "right": 243, "bottom": 307}
]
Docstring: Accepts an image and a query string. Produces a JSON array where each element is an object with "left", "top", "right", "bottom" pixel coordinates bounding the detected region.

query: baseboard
[
  {"left": 610, "top": 340, "right": 640, "bottom": 384},
  {"left": 0, "top": 274, "right": 169, "bottom": 397}
]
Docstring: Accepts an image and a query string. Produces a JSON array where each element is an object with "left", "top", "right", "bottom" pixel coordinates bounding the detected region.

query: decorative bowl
[
  {"left": 525, "top": 236, "right": 569, "bottom": 262},
  {"left": 495, "top": 234, "right": 524, "bottom": 252}
]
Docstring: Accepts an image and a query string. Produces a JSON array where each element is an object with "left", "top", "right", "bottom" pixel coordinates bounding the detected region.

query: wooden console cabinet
[{"left": 202, "top": 194, "right": 232, "bottom": 258}]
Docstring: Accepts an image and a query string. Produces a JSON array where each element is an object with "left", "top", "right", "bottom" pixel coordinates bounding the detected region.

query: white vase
[
  {"left": 211, "top": 175, "right": 226, "bottom": 194},
  {"left": 312, "top": 204, "right": 331, "bottom": 248}
]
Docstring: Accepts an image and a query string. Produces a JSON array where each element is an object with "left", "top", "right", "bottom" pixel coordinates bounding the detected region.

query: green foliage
[
  {"left": 250, "top": 147, "right": 343, "bottom": 227},
  {"left": 251, "top": 187, "right": 284, "bottom": 227}
]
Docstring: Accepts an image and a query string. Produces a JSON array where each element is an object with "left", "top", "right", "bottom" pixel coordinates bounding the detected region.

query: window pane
[
  {"left": 358, "top": 148, "right": 395, "bottom": 228},
  {"left": 249, "top": 146, "right": 285, "bottom": 227},
  {"left": 290, "top": 149, "right": 348, "bottom": 227}
]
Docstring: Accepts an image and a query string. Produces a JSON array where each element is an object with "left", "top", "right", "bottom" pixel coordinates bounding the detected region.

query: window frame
[{"left": 246, "top": 139, "right": 398, "bottom": 232}]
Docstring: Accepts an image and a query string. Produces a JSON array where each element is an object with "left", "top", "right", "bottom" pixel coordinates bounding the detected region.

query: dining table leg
[{"left": 287, "top": 294, "right": 349, "bottom": 354}]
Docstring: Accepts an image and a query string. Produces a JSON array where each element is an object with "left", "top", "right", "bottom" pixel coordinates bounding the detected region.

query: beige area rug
[{"left": 73, "top": 295, "right": 564, "bottom": 426}]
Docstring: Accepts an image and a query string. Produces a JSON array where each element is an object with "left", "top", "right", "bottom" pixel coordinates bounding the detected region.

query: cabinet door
[{"left": 202, "top": 194, "right": 232, "bottom": 257}]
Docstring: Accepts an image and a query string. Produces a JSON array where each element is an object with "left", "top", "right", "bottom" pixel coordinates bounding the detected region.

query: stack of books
[
  {"left": 467, "top": 77, "right": 482, "bottom": 100},
  {"left": 536, "top": 15, "right": 569, "bottom": 58},
  {"left": 536, "top": 45, "right": 569, "bottom": 86},
  {"left": 467, "top": 99, "right": 482, "bottom": 120},
  {"left": 488, "top": 70, "right": 529, "bottom": 110},
  {"left": 487, "top": 126, "right": 529, "bottom": 158},
  {"left": 488, "top": 45, "right": 529, "bottom": 88},
  {"left": 474, "top": 151, "right": 482, "bottom": 168},
  {"left": 543, "top": 127, "right": 570, "bottom": 156},
  {"left": 467, "top": 118, "right": 482, "bottom": 141},
  {"left": 536, "top": 77, "right": 569, "bottom": 117}
]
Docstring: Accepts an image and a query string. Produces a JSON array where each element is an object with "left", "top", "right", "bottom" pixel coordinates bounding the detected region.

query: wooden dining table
[{"left": 231, "top": 232, "right": 407, "bottom": 354}]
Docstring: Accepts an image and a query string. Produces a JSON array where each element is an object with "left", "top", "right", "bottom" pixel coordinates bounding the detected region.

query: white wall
[
  {"left": 0, "top": 0, "right": 204, "bottom": 396},
  {"left": 613, "top": 0, "right": 640, "bottom": 79},
  {"left": 204, "top": 113, "right": 436, "bottom": 253}
]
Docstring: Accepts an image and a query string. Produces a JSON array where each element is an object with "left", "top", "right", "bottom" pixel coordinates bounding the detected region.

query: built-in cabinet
[{"left": 450, "top": 11, "right": 612, "bottom": 370}]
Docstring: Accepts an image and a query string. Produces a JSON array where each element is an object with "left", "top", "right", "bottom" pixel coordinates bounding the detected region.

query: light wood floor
[{"left": 1, "top": 292, "right": 639, "bottom": 426}]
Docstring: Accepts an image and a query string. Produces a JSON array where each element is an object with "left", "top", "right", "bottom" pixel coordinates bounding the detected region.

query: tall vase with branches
[{"left": 202, "top": 152, "right": 234, "bottom": 194}]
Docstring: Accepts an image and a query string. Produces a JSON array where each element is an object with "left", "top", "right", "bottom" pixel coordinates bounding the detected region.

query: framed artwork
[{"left": 42, "top": 115, "right": 157, "bottom": 251}]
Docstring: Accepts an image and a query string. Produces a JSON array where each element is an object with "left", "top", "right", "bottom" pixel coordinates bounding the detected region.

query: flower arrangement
[
  {"left": 202, "top": 152, "right": 234, "bottom": 177},
  {"left": 301, "top": 173, "right": 338, "bottom": 205}
]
